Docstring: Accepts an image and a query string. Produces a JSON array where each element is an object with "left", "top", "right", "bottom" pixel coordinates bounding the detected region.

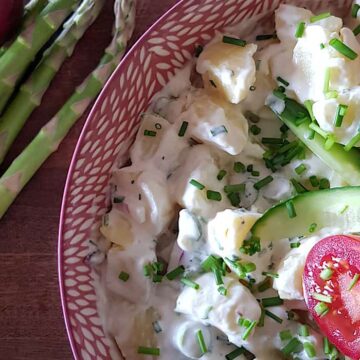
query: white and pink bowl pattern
[{"left": 58, "top": 0, "right": 352, "bottom": 359}]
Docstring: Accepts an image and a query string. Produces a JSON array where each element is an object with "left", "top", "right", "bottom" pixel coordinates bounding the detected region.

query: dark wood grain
[{"left": 0, "top": 1, "right": 176, "bottom": 358}]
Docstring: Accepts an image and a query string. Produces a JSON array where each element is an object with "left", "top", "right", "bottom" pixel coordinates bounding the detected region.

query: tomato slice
[{"left": 303, "top": 235, "right": 360, "bottom": 359}]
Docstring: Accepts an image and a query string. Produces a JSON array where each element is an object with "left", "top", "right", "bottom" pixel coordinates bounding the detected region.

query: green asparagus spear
[
  {"left": 0, "top": 0, "right": 81, "bottom": 114},
  {"left": 0, "top": 0, "right": 49, "bottom": 59},
  {"left": 0, "top": 0, "right": 105, "bottom": 164},
  {"left": 0, "top": 0, "right": 136, "bottom": 219}
]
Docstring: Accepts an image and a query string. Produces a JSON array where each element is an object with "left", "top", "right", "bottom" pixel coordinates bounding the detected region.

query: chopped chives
[
  {"left": 144, "top": 130, "right": 156, "bottom": 137},
  {"left": 273, "top": 89, "right": 286, "bottom": 100},
  {"left": 189, "top": 179, "right": 205, "bottom": 190},
  {"left": 354, "top": 24, "right": 360, "bottom": 36},
  {"left": 137, "top": 346, "right": 160, "bottom": 356},
  {"left": 340, "top": 205, "right": 349, "bottom": 214},
  {"left": 286, "top": 200, "right": 297, "bottom": 218},
  {"left": 282, "top": 337, "right": 303, "bottom": 356},
  {"left": 278, "top": 141, "right": 298, "bottom": 154},
  {"left": 291, "top": 178, "right": 308, "bottom": 194},
  {"left": 309, "top": 175, "right": 319, "bottom": 187},
  {"left": 279, "top": 330, "right": 292, "bottom": 341},
  {"left": 261, "top": 296, "right": 284, "bottom": 308},
  {"left": 201, "top": 255, "right": 221, "bottom": 272},
  {"left": 196, "top": 329, "right": 208, "bottom": 354},
  {"left": 310, "top": 12, "right": 331, "bottom": 23},
  {"left": 181, "top": 277, "right": 200, "bottom": 290},
  {"left": 166, "top": 265, "right": 185, "bottom": 280},
  {"left": 304, "top": 342, "right": 316, "bottom": 357},
  {"left": 227, "top": 192, "right": 241, "bottom": 207},
  {"left": 309, "top": 223, "right": 317, "bottom": 233},
  {"left": 113, "top": 196, "right": 125, "bottom": 203},
  {"left": 254, "top": 175, "right": 273, "bottom": 190},
  {"left": 217, "top": 169, "right": 227, "bottom": 181},
  {"left": 264, "top": 310, "right": 283, "bottom": 323},
  {"left": 295, "top": 163, "right": 307, "bottom": 175},
  {"left": 244, "top": 110, "right": 260, "bottom": 123},
  {"left": 320, "top": 43, "right": 325, "bottom": 49},
  {"left": 314, "top": 302, "right": 329, "bottom": 317},
  {"left": 324, "top": 134, "right": 335, "bottom": 150},
  {"left": 290, "top": 242, "right": 301, "bottom": 248},
  {"left": 257, "top": 277, "right": 272, "bottom": 292},
  {"left": 209, "top": 79, "right": 217, "bottom": 88},
  {"left": 256, "top": 33, "right": 276, "bottom": 41},
  {"left": 213, "top": 268, "right": 223, "bottom": 285},
  {"left": 242, "top": 320, "right": 257, "bottom": 340},
  {"left": 218, "top": 286, "right": 227, "bottom": 296},
  {"left": 251, "top": 170, "right": 260, "bottom": 177},
  {"left": 334, "top": 104, "right": 348, "bottom": 127},
  {"left": 151, "top": 262, "right": 164, "bottom": 274},
  {"left": 329, "top": 38, "right": 358, "bottom": 60},
  {"left": 238, "top": 317, "right": 252, "bottom": 327},
  {"left": 309, "top": 122, "right": 328, "bottom": 138},
  {"left": 319, "top": 178, "right": 330, "bottom": 189},
  {"left": 143, "top": 264, "right": 152, "bottom": 277},
  {"left": 261, "top": 137, "right": 284, "bottom": 145},
  {"left": 210, "top": 125, "right": 227, "bottom": 136},
  {"left": 207, "top": 190, "right": 222, "bottom": 201},
  {"left": 348, "top": 273, "right": 360, "bottom": 290},
  {"left": 312, "top": 293, "right": 332, "bottom": 303},
  {"left": 257, "top": 307, "right": 265, "bottom": 327},
  {"left": 344, "top": 132, "right": 360, "bottom": 151},
  {"left": 249, "top": 85, "right": 256, "bottom": 91},
  {"left": 323, "top": 68, "right": 331, "bottom": 94},
  {"left": 244, "top": 262, "right": 256, "bottom": 273},
  {"left": 352, "top": 3, "right": 360, "bottom": 18},
  {"left": 178, "top": 121, "right": 189, "bottom": 137},
  {"left": 223, "top": 35, "right": 246, "bottom": 47},
  {"left": 323, "top": 337, "right": 331, "bottom": 354},
  {"left": 320, "top": 267, "right": 333, "bottom": 281},
  {"left": 224, "top": 183, "right": 245, "bottom": 194},
  {"left": 299, "top": 324, "right": 309, "bottom": 337},
  {"left": 246, "top": 164, "right": 253, "bottom": 172},
  {"left": 152, "top": 274, "right": 163, "bottom": 283},
  {"left": 118, "top": 271, "right": 130, "bottom": 282},
  {"left": 239, "top": 236, "right": 261, "bottom": 256},
  {"left": 261, "top": 271, "right": 279, "bottom": 278},
  {"left": 225, "top": 347, "right": 245, "bottom": 360},
  {"left": 233, "top": 161, "right": 246, "bottom": 173},
  {"left": 304, "top": 100, "right": 315, "bottom": 122},
  {"left": 295, "top": 21, "right": 306, "bottom": 38},
  {"left": 276, "top": 76, "right": 289, "bottom": 87},
  {"left": 250, "top": 124, "right": 261, "bottom": 135}
]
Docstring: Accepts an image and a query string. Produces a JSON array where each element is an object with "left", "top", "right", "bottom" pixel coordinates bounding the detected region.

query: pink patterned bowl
[{"left": 58, "top": 0, "right": 351, "bottom": 359}]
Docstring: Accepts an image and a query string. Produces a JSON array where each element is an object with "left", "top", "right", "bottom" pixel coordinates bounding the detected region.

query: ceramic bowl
[{"left": 58, "top": 0, "right": 351, "bottom": 358}]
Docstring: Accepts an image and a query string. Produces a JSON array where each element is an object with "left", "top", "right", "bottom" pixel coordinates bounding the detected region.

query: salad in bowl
[{"left": 89, "top": 2, "right": 360, "bottom": 359}]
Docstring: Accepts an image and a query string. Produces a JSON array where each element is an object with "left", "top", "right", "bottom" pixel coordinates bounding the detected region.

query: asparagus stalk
[
  {"left": 0, "top": 0, "right": 105, "bottom": 165},
  {"left": 0, "top": 0, "right": 81, "bottom": 114},
  {"left": 0, "top": 0, "right": 49, "bottom": 59},
  {"left": 0, "top": 0, "right": 136, "bottom": 219}
]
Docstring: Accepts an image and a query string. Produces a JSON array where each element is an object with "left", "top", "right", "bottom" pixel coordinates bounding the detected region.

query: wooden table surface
[{"left": 0, "top": 1, "right": 176, "bottom": 358}]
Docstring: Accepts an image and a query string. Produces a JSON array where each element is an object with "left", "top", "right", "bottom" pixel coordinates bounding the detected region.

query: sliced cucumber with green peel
[
  {"left": 251, "top": 187, "right": 360, "bottom": 242},
  {"left": 271, "top": 98, "right": 360, "bottom": 186}
]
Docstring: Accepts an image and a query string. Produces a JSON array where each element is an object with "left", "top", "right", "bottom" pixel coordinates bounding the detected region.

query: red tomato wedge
[{"left": 303, "top": 235, "right": 360, "bottom": 359}]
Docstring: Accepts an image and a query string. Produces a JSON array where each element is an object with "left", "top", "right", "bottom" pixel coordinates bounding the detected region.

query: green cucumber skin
[
  {"left": 279, "top": 99, "right": 360, "bottom": 186},
  {"left": 251, "top": 186, "right": 360, "bottom": 242}
]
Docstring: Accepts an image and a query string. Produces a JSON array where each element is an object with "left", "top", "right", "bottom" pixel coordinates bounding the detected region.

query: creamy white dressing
[{"left": 89, "top": 3, "right": 360, "bottom": 359}]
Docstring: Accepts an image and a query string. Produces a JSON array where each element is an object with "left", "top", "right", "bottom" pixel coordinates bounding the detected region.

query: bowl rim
[{"left": 57, "top": 0, "right": 186, "bottom": 358}]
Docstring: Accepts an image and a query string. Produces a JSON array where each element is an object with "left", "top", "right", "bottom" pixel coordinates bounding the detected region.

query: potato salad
[{"left": 93, "top": 4, "right": 360, "bottom": 360}]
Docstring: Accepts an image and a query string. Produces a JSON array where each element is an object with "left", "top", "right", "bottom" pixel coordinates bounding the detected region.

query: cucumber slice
[
  {"left": 251, "top": 187, "right": 360, "bottom": 242},
  {"left": 271, "top": 98, "right": 360, "bottom": 186}
]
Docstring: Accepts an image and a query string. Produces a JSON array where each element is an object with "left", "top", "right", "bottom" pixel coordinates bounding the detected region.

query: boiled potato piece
[{"left": 197, "top": 41, "right": 257, "bottom": 104}]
